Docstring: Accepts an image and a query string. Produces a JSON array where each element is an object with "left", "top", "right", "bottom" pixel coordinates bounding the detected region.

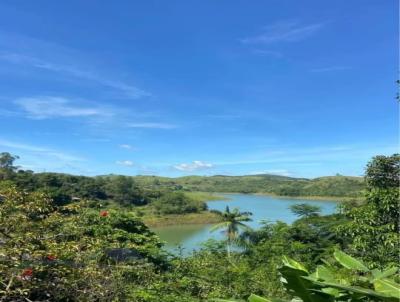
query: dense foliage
[
  {"left": 133, "top": 174, "right": 365, "bottom": 198},
  {"left": 0, "top": 186, "right": 166, "bottom": 301},
  {"left": 337, "top": 154, "right": 400, "bottom": 267},
  {"left": 0, "top": 152, "right": 398, "bottom": 301},
  {"left": 0, "top": 153, "right": 208, "bottom": 215},
  {"left": 153, "top": 191, "right": 207, "bottom": 215},
  {"left": 218, "top": 250, "right": 400, "bottom": 301}
]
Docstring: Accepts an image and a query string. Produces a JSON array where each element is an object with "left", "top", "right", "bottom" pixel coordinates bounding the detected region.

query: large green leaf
[
  {"left": 279, "top": 259, "right": 334, "bottom": 302},
  {"left": 212, "top": 299, "right": 243, "bottom": 302},
  {"left": 374, "top": 279, "right": 400, "bottom": 299},
  {"left": 212, "top": 294, "right": 288, "bottom": 302},
  {"left": 248, "top": 294, "right": 288, "bottom": 302},
  {"left": 304, "top": 277, "right": 397, "bottom": 300},
  {"left": 248, "top": 294, "right": 271, "bottom": 302},
  {"left": 372, "top": 267, "right": 399, "bottom": 281},
  {"left": 313, "top": 265, "right": 336, "bottom": 282},
  {"left": 282, "top": 256, "right": 308, "bottom": 273},
  {"left": 319, "top": 287, "right": 340, "bottom": 297},
  {"left": 333, "top": 250, "right": 369, "bottom": 272}
]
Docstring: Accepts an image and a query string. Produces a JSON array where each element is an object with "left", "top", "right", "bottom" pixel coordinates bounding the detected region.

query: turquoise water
[{"left": 152, "top": 194, "right": 338, "bottom": 253}]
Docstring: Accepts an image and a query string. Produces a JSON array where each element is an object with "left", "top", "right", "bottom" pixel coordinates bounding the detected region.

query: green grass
[
  {"left": 184, "top": 191, "right": 228, "bottom": 201},
  {"left": 142, "top": 211, "right": 220, "bottom": 227}
]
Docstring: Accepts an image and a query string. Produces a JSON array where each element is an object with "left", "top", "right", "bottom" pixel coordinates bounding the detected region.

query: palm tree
[{"left": 210, "top": 206, "right": 253, "bottom": 257}]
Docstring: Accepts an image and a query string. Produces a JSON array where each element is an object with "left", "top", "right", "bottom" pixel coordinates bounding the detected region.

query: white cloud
[
  {"left": 116, "top": 160, "right": 134, "bottom": 166},
  {"left": 174, "top": 160, "right": 214, "bottom": 172},
  {"left": 119, "top": 144, "right": 134, "bottom": 149},
  {"left": 241, "top": 21, "right": 324, "bottom": 44},
  {"left": 14, "top": 96, "right": 112, "bottom": 120},
  {"left": 250, "top": 169, "right": 292, "bottom": 177},
  {"left": 127, "top": 122, "right": 177, "bottom": 129}
]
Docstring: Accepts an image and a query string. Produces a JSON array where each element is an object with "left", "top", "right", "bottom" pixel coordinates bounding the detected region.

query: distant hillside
[
  {"left": 129, "top": 174, "right": 365, "bottom": 198},
  {"left": 4, "top": 164, "right": 365, "bottom": 200}
]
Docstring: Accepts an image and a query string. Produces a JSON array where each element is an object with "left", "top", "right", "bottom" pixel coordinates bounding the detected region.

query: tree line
[{"left": 0, "top": 152, "right": 206, "bottom": 215}]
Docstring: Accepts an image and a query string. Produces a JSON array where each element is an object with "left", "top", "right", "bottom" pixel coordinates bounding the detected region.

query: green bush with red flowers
[{"left": 0, "top": 185, "right": 166, "bottom": 301}]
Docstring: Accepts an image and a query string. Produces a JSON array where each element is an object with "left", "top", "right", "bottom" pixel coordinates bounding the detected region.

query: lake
[{"left": 152, "top": 193, "right": 338, "bottom": 254}]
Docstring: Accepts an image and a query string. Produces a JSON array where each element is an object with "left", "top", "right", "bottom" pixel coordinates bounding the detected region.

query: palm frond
[{"left": 210, "top": 221, "right": 231, "bottom": 232}]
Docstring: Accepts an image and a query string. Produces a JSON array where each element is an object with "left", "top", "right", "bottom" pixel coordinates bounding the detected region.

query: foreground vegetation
[
  {"left": 0, "top": 152, "right": 398, "bottom": 301},
  {"left": 218, "top": 250, "right": 400, "bottom": 302}
]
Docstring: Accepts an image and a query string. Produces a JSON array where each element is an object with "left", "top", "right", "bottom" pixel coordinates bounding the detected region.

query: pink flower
[{"left": 46, "top": 254, "right": 56, "bottom": 261}]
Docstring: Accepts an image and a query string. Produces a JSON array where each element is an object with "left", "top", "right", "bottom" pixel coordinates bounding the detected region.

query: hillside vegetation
[
  {"left": 130, "top": 174, "right": 365, "bottom": 198},
  {"left": 4, "top": 154, "right": 365, "bottom": 207}
]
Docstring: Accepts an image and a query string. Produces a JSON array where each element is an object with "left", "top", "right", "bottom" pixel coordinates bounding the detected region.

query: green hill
[{"left": 129, "top": 174, "right": 365, "bottom": 198}]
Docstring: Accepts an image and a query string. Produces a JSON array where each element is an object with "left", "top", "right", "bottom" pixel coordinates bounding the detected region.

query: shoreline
[
  {"left": 143, "top": 192, "right": 364, "bottom": 228},
  {"left": 207, "top": 192, "right": 363, "bottom": 202},
  {"left": 252, "top": 193, "right": 363, "bottom": 202},
  {"left": 143, "top": 211, "right": 220, "bottom": 228}
]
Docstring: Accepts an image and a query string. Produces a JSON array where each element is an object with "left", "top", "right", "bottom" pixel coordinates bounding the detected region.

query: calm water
[{"left": 152, "top": 194, "right": 338, "bottom": 253}]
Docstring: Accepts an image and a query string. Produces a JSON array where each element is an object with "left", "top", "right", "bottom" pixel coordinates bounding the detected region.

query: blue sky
[{"left": 0, "top": 0, "right": 398, "bottom": 178}]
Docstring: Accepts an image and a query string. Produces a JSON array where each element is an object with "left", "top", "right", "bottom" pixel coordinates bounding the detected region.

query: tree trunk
[{"left": 226, "top": 238, "right": 231, "bottom": 258}]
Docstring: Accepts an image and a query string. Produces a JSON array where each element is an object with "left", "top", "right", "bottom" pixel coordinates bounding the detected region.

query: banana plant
[
  {"left": 213, "top": 250, "right": 399, "bottom": 302},
  {"left": 214, "top": 293, "right": 286, "bottom": 302}
]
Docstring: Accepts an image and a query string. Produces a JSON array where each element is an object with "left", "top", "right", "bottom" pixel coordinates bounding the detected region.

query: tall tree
[
  {"left": 106, "top": 176, "right": 147, "bottom": 206},
  {"left": 0, "top": 152, "right": 19, "bottom": 180},
  {"left": 210, "top": 206, "right": 252, "bottom": 257},
  {"left": 337, "top": 154, "right": 400, "bottom": 267}
]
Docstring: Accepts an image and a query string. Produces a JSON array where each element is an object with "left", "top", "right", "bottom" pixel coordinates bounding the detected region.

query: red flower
[
  {"left": 19, "top": 268, "right": 33, "bottom": 280},
  {"left": 46, "top": 254, "right": 57, "bottom": 261},
  {"left": 100, "top": 210, "right": 109, "bottom": 217}
]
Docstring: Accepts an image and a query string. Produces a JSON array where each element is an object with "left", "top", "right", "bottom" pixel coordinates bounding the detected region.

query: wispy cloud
[
  {"left": 249, "top": 169, "right": 292, "bottom": 177},
  {"left": 215, "top": 144, "right": 397, "bottom": 167},
  {"left": 206, "top": 114, "right": 242, "bottom": 119},
  {"left": 11, "top": 96, "right": 176, "bottom": 131},
  {"left": 119, "top": 144, "right": 135, "bottom": 150},
  {"left": 127, "top": 122, "right": 177, "bottom": 129},
  {"left": 250, "top": 49, "right": 283, "bottom": 58},
  {"left": 0, "top": 108, "right": 18, "bottom": 117},
  {"left": 0, "top": 33, "right": 149, "bottom": 99},
  {"left": 0, "top": 139, "right": 49, "bottom": 152},
  {"left": 310, "top": 66, "right": 351, "bottom": 73},
  {"left": 116, "top": 160, "right": 134, "bottom": 167},
  {"left": 241, "top": 21, "right": 324, "bottom": 45},
  {"left": 81, "top": 138, "right": 111, "bottom": 143},
  {"left": 14, "top": 96, "right": 113, "bottom": 120},
  {"left": 174, "top": 160, "right": 214, "bottom": 172},
  {"left": 0, "top": 138, "right": 84, "bottom": 162}
]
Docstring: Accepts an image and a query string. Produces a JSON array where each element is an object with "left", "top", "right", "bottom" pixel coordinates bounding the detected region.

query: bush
[
  {"left": 0, "top": 185, "right": 165, "bottom": 301},
  {"left": 153, "top": 192, "right": 207, "bottom": 215}
]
